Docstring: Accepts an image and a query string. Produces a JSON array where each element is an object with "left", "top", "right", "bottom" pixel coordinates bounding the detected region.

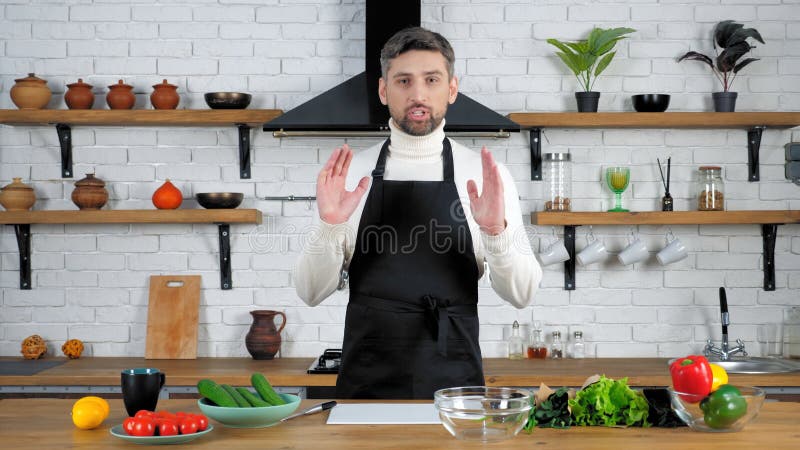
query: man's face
[{"left": 379, "top": 49, "right": 458, "bottom": 136}]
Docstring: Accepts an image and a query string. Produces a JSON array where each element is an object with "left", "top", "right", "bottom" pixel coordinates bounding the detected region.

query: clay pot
[
  {"left": 65, "top": 78, "right": 95, "bottom": 109},
  {"left": 106, "top": 80, "right": 135, "bottom": 109},
  {"left": 152, "top": 179, "right": 183, "bottom": 209},
  {"left": 0, "top": 177, "right": 36, "bottom": 211},
  {"left": 150, "top": 79, "right": 180, "bottom": 109},
  {"left": 10, "top": 73, "right": 52, "bottom": 110},
  {"left": 245, "top": 310, "right": 286, "bottom": 360},
  {"left": 72, "top": 173, "right": 108, "bottom": 210}
]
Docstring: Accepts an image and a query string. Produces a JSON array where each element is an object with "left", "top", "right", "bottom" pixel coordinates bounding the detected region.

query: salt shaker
[
  {"left": 571, "top": 331, "right": 585, "bottom": 359},
  {"left": 507, "top": 321, "right": 524, "bottom": 360}
]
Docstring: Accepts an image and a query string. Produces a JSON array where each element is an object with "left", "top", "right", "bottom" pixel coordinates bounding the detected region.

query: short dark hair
[{"left": 380, "top": 27, "right": 455, "bottom": 80}]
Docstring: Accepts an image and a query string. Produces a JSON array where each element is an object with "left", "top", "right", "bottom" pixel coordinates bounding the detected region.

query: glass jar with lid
[
  {"left": 543, "top": 152, "right": 572, "bottom": 211},
  {"left": 697, "top": 166, "right": 724, "bottom": 211}
]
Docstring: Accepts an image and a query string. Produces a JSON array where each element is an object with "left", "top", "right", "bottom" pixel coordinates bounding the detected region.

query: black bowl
[
  {"left": 196, "top": 193, "right": 244, "bottom": 209},
  {"left": 204, "top": 92, "right": 252, "bottom": 109},
  {"left": 632, "top": 94, "right": 670, "bottom": 112}
]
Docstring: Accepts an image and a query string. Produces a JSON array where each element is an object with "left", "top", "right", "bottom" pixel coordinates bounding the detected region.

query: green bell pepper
[{"left": 699, "top": 384, "right": 747, "bottom": 429}]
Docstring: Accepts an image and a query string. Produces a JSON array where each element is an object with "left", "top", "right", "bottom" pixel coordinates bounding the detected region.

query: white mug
[
  {"left": 577, "top": 232, "right": 607, "bottom": 266},
  {"left": 617, "top": 232, "right": 648, "bottom": 265},
  {"left": 656, "top": 231, "right": 688, "bottom": 265},
  {"left": 539, "top": 236, "right": 570, "bottom": 266}
]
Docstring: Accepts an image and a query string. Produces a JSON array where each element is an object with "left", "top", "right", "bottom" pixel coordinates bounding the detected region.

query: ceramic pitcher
[{"left": 245, "top": 310, "right": 286, "bottom": 360}]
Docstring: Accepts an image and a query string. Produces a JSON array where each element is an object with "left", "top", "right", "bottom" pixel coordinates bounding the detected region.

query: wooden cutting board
[{"left": 145, "top": 275, "right": 201, "bottom": 359}]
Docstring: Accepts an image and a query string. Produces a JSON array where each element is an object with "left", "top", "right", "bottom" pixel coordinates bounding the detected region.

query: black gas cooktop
[{"left": 307, "top": 349, "right": 341, "bottom": 374}]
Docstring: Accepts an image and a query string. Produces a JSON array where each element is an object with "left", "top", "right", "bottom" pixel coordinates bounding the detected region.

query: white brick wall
[{"left": 1, "top": 0, "right": 798, "bottom": 359}]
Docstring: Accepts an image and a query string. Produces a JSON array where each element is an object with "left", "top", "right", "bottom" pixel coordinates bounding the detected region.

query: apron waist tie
[{"left": 349, "top": 294, "right": 477, "bottom": 358}]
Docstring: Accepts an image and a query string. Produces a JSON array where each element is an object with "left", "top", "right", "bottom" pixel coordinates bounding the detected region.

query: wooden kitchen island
[
  {"left": 0, "top": 398, "right": 798, "bottom": 449},
  {"left": 2, "top": 357, "right": 799, "bottom": 388}
]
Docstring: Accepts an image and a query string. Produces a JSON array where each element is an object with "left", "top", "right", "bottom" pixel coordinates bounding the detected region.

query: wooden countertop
[
  {"left": 3, "top": 357, "right": 800, "bottom": 387},
  {"left": 1, "top": 398, "right": 798, "bottom": 449}
]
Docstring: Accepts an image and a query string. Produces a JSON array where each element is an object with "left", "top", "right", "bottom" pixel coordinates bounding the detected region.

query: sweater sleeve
[
  {"left": 480, "top": 165, "right": 542, "bottom": 309},
  {"left": 293, "top": 219, "right": 354, "bottom": 307}
]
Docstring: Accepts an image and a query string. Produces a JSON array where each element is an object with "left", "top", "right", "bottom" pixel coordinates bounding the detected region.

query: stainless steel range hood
[{"left": 263, "top": 0, "right": 519, "bottom": 138}]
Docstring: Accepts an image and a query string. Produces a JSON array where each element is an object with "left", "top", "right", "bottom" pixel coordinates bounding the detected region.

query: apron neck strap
[{"left": 371, "top": 137, "right": 455, "bottom": 182}]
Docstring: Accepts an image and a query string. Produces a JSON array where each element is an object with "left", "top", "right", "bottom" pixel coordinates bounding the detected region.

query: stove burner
[{"left": 307, "top": 348, "right": 341, "bottom": 374}]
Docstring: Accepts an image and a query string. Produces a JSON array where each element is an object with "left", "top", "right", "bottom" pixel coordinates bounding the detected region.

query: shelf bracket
[
  {"left": 56, "top": 123, "right": 73, "bottom": 178},
  {"left": 13, "top": 224, "right": 32, "bottom": 290},
  {"left": 530, "top": 128, "right": 542, "bottom": 181},
  {"left": 218, "top": 224, "right": 233, "bottom": 290},
  {"left": 564, "top": 225, "right": 576, "bottom": 290},
  {"left": 237, "top": 124, "right": 252, "bottom": 179},
  {"left": 747, "top": 126, "right": 765, "bottom": 182},
  {"left": 761, "top": 224, "right": 778, "bottom": 291}
]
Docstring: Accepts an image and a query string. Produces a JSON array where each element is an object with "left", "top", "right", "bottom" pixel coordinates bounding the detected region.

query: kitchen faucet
[{"left": 704, "top": 287, "right": 747, "bottom": 360}]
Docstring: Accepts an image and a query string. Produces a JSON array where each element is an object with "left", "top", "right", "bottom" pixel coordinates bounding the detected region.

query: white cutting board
[{"left": 327, "top": 403, "right": 441, "bottom": 425}]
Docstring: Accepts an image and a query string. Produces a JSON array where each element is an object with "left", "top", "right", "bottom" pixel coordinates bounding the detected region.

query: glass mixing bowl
[{"left": 433, "top": 386, "right": 532, "bottom": 442}]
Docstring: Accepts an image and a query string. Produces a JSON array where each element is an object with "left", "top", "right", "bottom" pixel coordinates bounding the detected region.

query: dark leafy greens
[
  {"left": 568, "top": 376, "right": 650, "bottom": 427},
  {"left": 524, "top": 387, "right": 572, "bottom": 432}
]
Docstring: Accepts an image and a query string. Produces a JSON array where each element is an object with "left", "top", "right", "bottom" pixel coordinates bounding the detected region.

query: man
[{"left": 294, "top": 27, "right": 542, "bottom": 399}]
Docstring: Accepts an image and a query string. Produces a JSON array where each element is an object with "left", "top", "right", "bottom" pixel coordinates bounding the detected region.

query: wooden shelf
[
  {"left": 508, "top": 112, "right": 800, "bottom": 182},
  {"left": 0, "top": 109, "right": 283, "bottom": 179},
  {"left": 531, "top": 210, "right": 797, "bottom": 292},
  {"left": 0, "top": 209, "right": 262, "bottom": 225},
  {"left": 0, "top": 109, "right": 282, "bottom": 127},
  {"left": 1, "top": 209, "right": 262, "bottom": 290},
  {"left": 508, "top": 112, "right": 800, "bottom": 129},
  {"left": 532, "top": 210, "right": 800, "bottom": 226}
]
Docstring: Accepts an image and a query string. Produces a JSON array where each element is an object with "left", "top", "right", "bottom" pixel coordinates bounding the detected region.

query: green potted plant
[
  {"left": 677, "top": 20, "right": 764, "bottom": 112},
  {"left": 547, "top": 27, "right": 635, "bottom": 112}
]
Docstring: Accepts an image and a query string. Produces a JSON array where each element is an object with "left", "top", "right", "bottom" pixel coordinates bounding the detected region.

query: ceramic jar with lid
[
  {"left": 65, "top": 78, "right": 95, "bottom": 109},
  {"left": 10, "top": 73, "right": 52, "bottom": 110},
  {"left": 0, "top": 178, "right": 36, "bottom": 211},
  {"left": 150, "top": 79, "right": 180, "bottom": 109},
  {"left": 697, "top": 166, "right": 725, "bottom": 211},
  {"left": 72, "top": 173, "right": 108, "bottom": 210},
  {"left": 106, "top": 80, "right": 135, "bottom": 110}
]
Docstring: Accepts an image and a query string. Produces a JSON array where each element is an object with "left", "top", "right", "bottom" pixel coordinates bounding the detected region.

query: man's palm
[{"left": 317, "top": 145, "right": 370, "bottom": 224}]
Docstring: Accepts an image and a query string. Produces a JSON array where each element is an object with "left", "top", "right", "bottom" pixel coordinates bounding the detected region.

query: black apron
[{"left": 335, "top": 138, "right": 484, "bottom": 400}]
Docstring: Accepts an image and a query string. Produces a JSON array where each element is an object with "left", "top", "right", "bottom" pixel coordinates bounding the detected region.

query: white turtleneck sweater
[{"left": 294, "top": 119, "right": 542, "bottom": 309}]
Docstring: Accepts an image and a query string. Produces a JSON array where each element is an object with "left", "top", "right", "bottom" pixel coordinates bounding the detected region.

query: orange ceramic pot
[
  {"left": 106, "top": 80, "right": 135, "bottom": 110},
  {"left": 150, "top": 79, "right": 179, "bottom": 109},
  {"left": 72, "top": 173, "right": 108, "bottom": 210},
  {"left": 0, "top": 178, "right": 36, "bottom": 211},
  {"left": 10, "top": 73, "right": 52, "bottom": 110},
  {"left": 65, "top": 78, "right": 95, "bottom": 109},
  {"left": 152, "top": 179, "right": 183, "bottom": 209}
]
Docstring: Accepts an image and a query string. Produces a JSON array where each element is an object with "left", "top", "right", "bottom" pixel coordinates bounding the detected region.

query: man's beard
[{"left": 394, "top": 110, "right": 445, "bottom": 136}]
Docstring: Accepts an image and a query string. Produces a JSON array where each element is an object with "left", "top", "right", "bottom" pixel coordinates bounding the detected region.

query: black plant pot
[
  {"left": 712, "top": 92, "right": 738, "bottom": 112},
  {"left": 575, "top": 91, "right": 600, "bottom": 112}
]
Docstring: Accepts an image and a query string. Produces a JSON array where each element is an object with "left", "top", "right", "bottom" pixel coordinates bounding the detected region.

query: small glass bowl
[
  {"left": 433, "top": 386, "right": 532, "bottom": 442},
  {"left": 668, "top": 385, "right": 765, "bottom": 432}
]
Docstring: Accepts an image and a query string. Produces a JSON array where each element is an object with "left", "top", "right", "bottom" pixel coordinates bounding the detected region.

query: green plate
[
  {"left": 109, "top": 424, "right": 213, "bottom": 445},
  {"left": 197, "top": 393, "right": 301, "bottom": 428}
]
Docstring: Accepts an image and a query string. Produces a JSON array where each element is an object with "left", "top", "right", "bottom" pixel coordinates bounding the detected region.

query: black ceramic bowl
[
  {"left": 632, "top": 94, "right": 670, "bottom": 112},
  {"left": 196, "top": 192, "right": 244, "bottom": 209},
  {"left": 204, "top": 92, "right": 252, "bottom": 109}
]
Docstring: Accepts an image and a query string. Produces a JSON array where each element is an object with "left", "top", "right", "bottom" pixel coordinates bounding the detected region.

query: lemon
[
  {"left": 72, "top": 403, "right": 105, "bottom": 430},
  {"left": 709, "top": 363, "right": 728, "bottom": 392},
  {"left": 73, "top": 396, "right": 110, "bottom": 420}
]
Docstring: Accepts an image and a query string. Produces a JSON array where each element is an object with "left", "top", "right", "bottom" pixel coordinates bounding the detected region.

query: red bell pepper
[{"left": 670, "top": 355, "right": 713, "bottom": 403}]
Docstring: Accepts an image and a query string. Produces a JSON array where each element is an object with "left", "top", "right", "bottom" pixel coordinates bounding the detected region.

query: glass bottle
[
  {"left": 697, "top": 166, "right": 724, "bottom": 211},
  {"left": 550, "top": 331, "right": 564, "bottom": 359},
  {"left": 527, "top": 325, "right": 547, "bottom": 359},
  {"left": 543, "top": 152, "right": 572, "bottom": 211},
  {"left": 571, "top": 331, "right": 585, "bottom": 359},
  {"left": 507, "top": 321, "right": 524, "bottom": 360}
]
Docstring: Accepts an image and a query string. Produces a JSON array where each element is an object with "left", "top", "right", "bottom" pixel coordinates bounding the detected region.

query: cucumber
[
  {"left": 221, "top": 384, "right": 250, "bottom": 408},
  {"left": 236, "top": 387, "right": 270, "bottom": 407},
  {"left": 251, "top": 372, "right": 286, "bottom": 406},
  {"left": 197, "top": 379, "right": 238, "bottom": 408}
]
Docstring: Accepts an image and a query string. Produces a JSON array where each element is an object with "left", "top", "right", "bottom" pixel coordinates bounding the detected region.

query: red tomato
[
  {"left": 130, "top": 418, "right": 156, "bottom": 437},
  {"left": 134, "top": 410, "right": 155, "bottom": 419},
  {"left": 123, "top": 417, "right": 137, "bottom": 435},
  {"left": 157, "top": 421, "right": 179, "bottom": 437},
  {"left": 156, "top": 411, "right": 177, "bottom": 421},
  {"left": 194, "top": 414, "right": 209, "bottom": 432},
  {"left": 179, "top": 417, "right": 199, "bottom": 435}
]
